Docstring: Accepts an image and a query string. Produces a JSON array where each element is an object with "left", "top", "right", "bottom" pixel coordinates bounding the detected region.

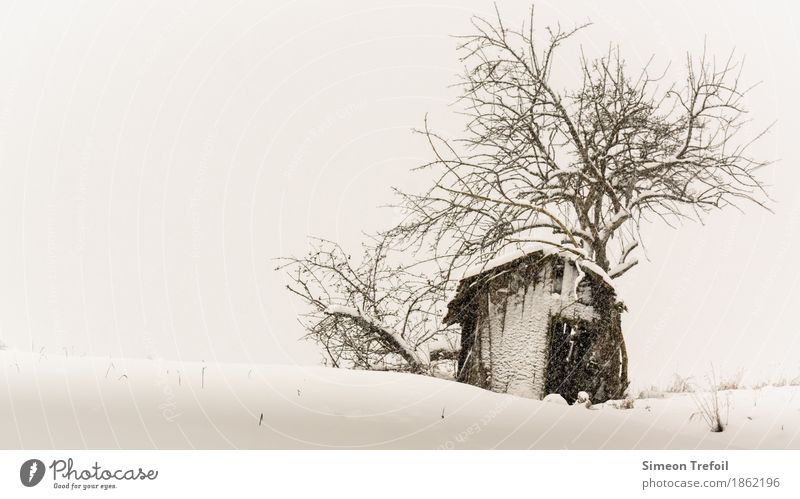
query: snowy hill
[{"left": 1, "top": 350, "right": 798, "bottom": 449}]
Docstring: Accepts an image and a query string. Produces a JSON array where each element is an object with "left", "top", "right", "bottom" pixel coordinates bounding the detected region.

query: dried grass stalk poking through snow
[
  {"left": 690, "top": 370, "right": 729, "bottom": 433},
  {"left": 278, "top": 5, "right": 772, "bottom": 377}
]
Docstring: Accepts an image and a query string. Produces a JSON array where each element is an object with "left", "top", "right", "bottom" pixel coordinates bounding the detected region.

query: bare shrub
[
  {"left": 716, "top": 369, "right": 743, "bottom": 391},
  {"left": 665, "top": 373, "right": 694, "bottom": 393},
  {"left": 771, "top": 368, "right": 800, "bottom": 386},
  {"left": 772, "top": 376, "right": 788, "bottom": 387}
]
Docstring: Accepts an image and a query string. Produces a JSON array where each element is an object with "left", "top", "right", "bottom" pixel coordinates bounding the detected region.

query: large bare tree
[{"left": 279, "top": 8, "right": 771, "bottom": 377}]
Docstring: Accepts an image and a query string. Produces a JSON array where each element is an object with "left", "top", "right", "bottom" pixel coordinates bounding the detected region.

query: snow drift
[{"left": 1, "top": 350, "right": 798, "bottom": 449}]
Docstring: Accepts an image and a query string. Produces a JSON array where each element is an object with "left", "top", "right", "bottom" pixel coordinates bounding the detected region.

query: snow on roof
[
  {"left": 578, "top": 259, "right": 616, "bottom": 290},
  {"left": 462, "top": 242, "right": 558, "bottom": 279},
  {"left": 461, "top": 242, "right": 616, "bottom": 291}
]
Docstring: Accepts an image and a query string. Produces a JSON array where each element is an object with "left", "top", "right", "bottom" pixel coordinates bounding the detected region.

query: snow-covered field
[{"left": 1, "top": 350, "right": 798, "bottom": 449}]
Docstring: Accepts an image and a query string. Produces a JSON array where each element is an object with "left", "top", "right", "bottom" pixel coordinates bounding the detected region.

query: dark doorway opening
[{"left": 544, "top": 318, "right": 593, "bottom": 403}]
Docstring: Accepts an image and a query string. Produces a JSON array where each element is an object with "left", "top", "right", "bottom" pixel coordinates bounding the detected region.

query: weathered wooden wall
[{"left": 454, "top": 254, "right": 627, "bottom": 403}]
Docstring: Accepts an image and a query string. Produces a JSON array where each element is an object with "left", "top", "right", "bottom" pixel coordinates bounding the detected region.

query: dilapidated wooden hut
[{"left": 444, "top": 245, "right": 628, "bottom": 404}]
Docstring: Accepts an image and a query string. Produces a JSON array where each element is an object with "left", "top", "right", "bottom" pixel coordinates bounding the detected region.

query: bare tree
[
  {"left": 278, "top": 237, "right": 454, "bottom": 373},
  {"left": 279, "top": 7, "right": 771, "bottom": 376}
]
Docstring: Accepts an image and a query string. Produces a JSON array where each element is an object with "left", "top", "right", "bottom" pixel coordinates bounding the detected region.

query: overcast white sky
[{"left": 0, "top": 0, "right": 797, "bottom": 388}]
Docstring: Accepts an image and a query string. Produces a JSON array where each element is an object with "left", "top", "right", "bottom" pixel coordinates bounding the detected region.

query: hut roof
[{"left": 444, "top": 244, "right": 617, "bottom": 325}]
